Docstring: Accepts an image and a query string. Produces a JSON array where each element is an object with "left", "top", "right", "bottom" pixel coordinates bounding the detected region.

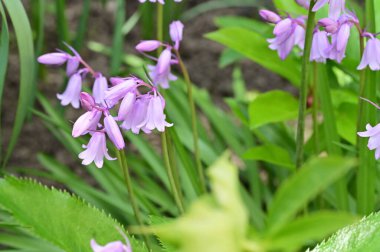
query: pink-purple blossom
[
  {"left": 72, "top": 110, "right": 102, "bottom": 137},
  {"left": 358, "top": 35, "right": 380, "bottom": 71},
  {"left": 313, "top": 0, "right": 346, "bottom": 20},
  {"left": 104, "top": 115, "right": 125, "bottom": 150},
  {"left": 310, "top": 30, "right": 330, "bottom": 63},
  {"left": 93, "top": 74, "right": 108, "bottom": 106},
  {"left": 358, "top": 123, "right": 380, "bottom": 159},
  {"left": 79, "top": 132, "right": 115, "bottom": 168},
  {"left": 259, "top": 10, "right": 281, "bottom": 24},
  {"left": 57, "top": 72, "right": 83, "bottom": 108},
  {"left": 295, "top": 0, "right": 310, "bottom": 9}
]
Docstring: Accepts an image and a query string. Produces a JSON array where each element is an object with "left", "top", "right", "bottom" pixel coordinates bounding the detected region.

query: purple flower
[
  {"left": 259, "top": 10, "right": 281, "bottom": 24},
  {"left": 105, "top": 78, "right": 138, "bottom": 107},
  {"left": 170, "top": 21, "right": 184, "bottom": 50},
  {"left": 104, "top": 115, "right": 125, "bottom": 150},
  {"left": 268, "top": 17, "right": 306, "bottom": 60},
  {"left": 72, "top": 109, "right": 102, "bottom": 138},
  {"left": 310, "top": 30, "right": 330, "bottom": 63},
  {"left": 326, "top": 22, "right": 351, "bottom": 63},
  {"left": 66, "top": 56, "right": 80, "bottom": 76},
  {"left": 118, "top": 92, "right": 136, "bottom": 121},
  {"left": 38, "top": 52, "right": 69, "bottom": 65},
  {"left": 136, "top": 40, "right": 162, "bottom": 52},
  {"left": 90, "top": 238, "right": 132, "bottom": 252},
  {"left": 358, "top": 123, "right": 380, "bottom": 159},
  {"left": 318, "top": 18, "right": 339, "bottom": 34},
  {"left": 57, "top": 72, "right": 83, "bottom": 108},
  {"left": 358, "top": 36, "right": 380, "bottom": 70},
  {"left": 121, "top": 97, "right": 151, "bottom": 134},
  {"left": 313, "top": 0, "right": 346, "bottom": 20},
  {"left": 142, "top": 95, "right": 173, "bottom": 132},
  {"left": 80, "top": 92, "right": 96, "bottom": 111},
  {"left": 149, "top": 48, "right": 177, "bottom": 89},
  {"left": 79, "top": 132, "right": 115, "bottom": 168},
  {"left": 93, "top": 74, "right": 108, "bottom": 106}
]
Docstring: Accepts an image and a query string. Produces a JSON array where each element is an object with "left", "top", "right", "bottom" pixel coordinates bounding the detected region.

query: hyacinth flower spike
[
  {"left": 357, "top": 33, "right": 380, "bottom": 71},
  {"left": 357, "top": 98, "right": 380, "bottom": 159}
]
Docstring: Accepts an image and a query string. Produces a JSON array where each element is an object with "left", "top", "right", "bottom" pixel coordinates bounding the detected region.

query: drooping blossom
[
  {"left": 104, "top": 115, "right": 125, "bottom": 150},
  {"left": 93, "top": 74, "right": 108, "bottom": 106},
  {"left": 57, "top": 71, "right": 84, "bottom": 108},
  {"left": 357, "top": 34, "right": 380, "bottom": 70},
  {"left": 325, "top": 12, "right": 358, "bottom": 63},
  {"left": 135, "top": 20, "right": 184, "bottom": 88},
  {"left": 318, "top": 18, "right": 339, "bottom": 34},
  {"left": 79, "top": 132, "right": 115, "bottom": 169},
  {"left": 72, "top": 109, "right": 102, "bottom": 137},
  {"left": 313, "top": 0, "right": 346, "bottom": 20},
  {"left": 295, "top": 0, "right": 310, "bottom": 9},
  {"left": 310, "top": 30, "right": 330, "bottom": 63},
  {"left": 138, "top": 0, "right": 181, "bottom": 4},
  {"left": 266, "top": 16, "right": 306, "bottom": 60},
  {"left": 259, "top": 10, "right": 281, "bottom": 24}
]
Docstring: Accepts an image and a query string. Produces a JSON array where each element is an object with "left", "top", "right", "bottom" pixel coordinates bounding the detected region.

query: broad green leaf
[
  {"left": 0, "top": 176, "right": 147, "bottom": 252},
  {"left": 309, "top": 212, "right": 380, "bottom": 252},
  {"left": 153, "top": 153, "right": 249, "bottom": 252},
  {"left": 266, "top": 211, "right": 358, "bottom": 251},
  {"left": 219, "top": 49, "right": 244, "bottom": 68},
  {"left": 214, "top": 16, "right": 272, "bottom": 36},
  {"left": 205, "top": 27, "right": 301, "bottom": 86},
  {"left": 249, "top": 90, "right": 299, "bottom": 128},
  {"left": 266, "top": 157, "right": 356, "bottom": 234},
  {"left": 243, "top": 144, "right": 294, "bottom": 170},
  {"left": 2, "top": 0, "right": 35, "bottom": 167}
]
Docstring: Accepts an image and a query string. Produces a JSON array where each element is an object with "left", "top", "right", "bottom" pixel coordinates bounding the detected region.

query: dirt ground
[{"left": 1, "top": 0, "right": 292, "bottom": 173}]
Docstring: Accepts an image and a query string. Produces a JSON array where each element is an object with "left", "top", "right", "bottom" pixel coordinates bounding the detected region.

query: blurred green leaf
[
  {"left": 336, "top": 103, "right": 357, "bottom": 145},
  {"left": 243, "top": 144, "right": 294, "bottom": 170},
  {"left": 214, "top": 16, "right": 272, "bottom": 36},
  {"left": 206, "top": 27, "right": 301, "bottom": 86},
  {"left": 110, "top": 0, "right": 126, "bottom": 75},
  {"left": 249, "top": 90, "right": 299, "bottom": 128},
  {"left": 266, "top": 211, "right": 358, "bottom": 251},
  {"left": 0, "top": 176, "right": 147, "bottom": 252},
  {"left": 273, "top": 0, "right": 307, "bottom": 15},
  {"left": 2, "top": 0, "right": 35, "bottom": 168},
  {"left": 309, "top": 212, "right": 380, "bottom": 252},
  {"left": 266, "top": 157, "right": 356, "bottom": 234},
  {"left": 219, "top": 49, "right": 244, "bottom": 68}
]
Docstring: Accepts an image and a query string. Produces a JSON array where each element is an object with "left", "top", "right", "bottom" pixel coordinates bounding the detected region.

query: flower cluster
[
  {"left": 260, "top": 1, "right": 380, "bottom": 71},
  {"left": 135, "top": 20, "right": 184, "bottom": 89},
  {"left": 38, "top": 46, "right": 172, "bottom": 168}
]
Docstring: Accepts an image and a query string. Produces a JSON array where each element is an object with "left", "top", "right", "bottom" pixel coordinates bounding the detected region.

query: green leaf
[
  {"left": 266, "top": 157, "right": 356, "bottom": 234},
  {"left": 249, "top": 90, "right": 299, "bottom": 128},
  {"left": 266, "top": 211, "right": 358, "bottom": 251},
  {"left": 0, "top": 176, "right": 147, "bottom": 252},
  {"left": 2, "top": 0, "right": 35, "bottom": 168},
  {"left": 214, "top": 16, "right": 272, "bottom": 36},
  {"left": 336, "top": 103, "right": 357, "bottom": 145},
  {"left": 205, "top": 27, "right": 301, "bottom": 86},
  {"left": 273, "top": 0, "right": 307, "bottom": 15},
  {"left": 243, "top": 144, "right": 294, "bottom": 170},
  {"left": 310, "top": 212, "right": 380, "bottom": 252},
  {"left": 110, "top": 0, "right": 126, "bottom": 75}
]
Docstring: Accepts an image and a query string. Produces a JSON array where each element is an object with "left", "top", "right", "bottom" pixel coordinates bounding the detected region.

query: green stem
[
  {"left": 115, "top": 149, "right": 151, "bottom": 249},
  {"left": 295, "top": 3, "right": 316, "bottom": 169},
  {"left": 312, "top": 62, "right": 319, "bottom": 155},
  {"left": 156, "top": 3, "right": 163, "bottom": 53},
  {"left": 174, "top": 50, "right": 206, "bottom": 193},
  {"left": 161, "top": 132, "right": 185, "bottom": 213}
]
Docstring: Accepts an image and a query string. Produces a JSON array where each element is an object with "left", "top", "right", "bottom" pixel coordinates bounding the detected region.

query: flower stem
[
  {"left": 115, "top": 149, "right": 151, "bottom": 249},
  {"left": 174, "top": 49, "right": 206, "bottom": 193},
  {"left": 156, "top": 3, "right": 163, "bottom": 53},
  {"left": 161, "top": 132, "right": 185, "bottom": 213},
  {"left": 295, "top": 2, "right": 316, "bottom": 169}
]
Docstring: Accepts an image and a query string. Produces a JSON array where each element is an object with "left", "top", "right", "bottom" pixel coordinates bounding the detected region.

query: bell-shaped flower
[
  {"left": 310, "top": 30, "right": 330, "bottom": 63},
  {"left": 268, "top": 17, "right": 306, "bottom": 60},
  {"left": 104, "top": 115, "right": 125, "bottom": 150},
  {"left": 259, "top": 10, "right": 281, "bottom": 24},
  {"left": 93, "top": 74, "right": 108, "bottom": 106},
  {"left": 57, "top": 72, "right": 83, "bottom": 108},
  {"left": 170, "top": 21, "right": 184, "bottom": 50},
  {"left": 140, "top": 95, "right": 173, "bottom": 132},
  {"left": 80, "top": 92, "right": 96, "bottom": 111},
  {"left": 105, "top": 78, "right": 137, "bottom": 107},
  {"left": 149, "top": 48, "right": 177, "bottom": 89},
  {"left": 313, "top": 0, "right": 345, "bottom": 20},
  {"left": 79, "top": 132, "right": 115, "bottom": 168},
  {"left": 66, "top": 56, "right": 80, "bottom": 76},
  {"left": 136, "top": 40, "right": 162, "bottom": 52},
  {"left": 90, "top": 238, "right": 131, "bottom": 252},
  {"left": 72, "top": 110, "right": 102, "bottom": 137},
  {"left": 118, "top": 92, "right": 136, "bottom": 121},
  {"left": 327, "top": 22, "right": 350, "bottom": 63},
  {"left": 358, "top": 123, "right": 380, "bottom": 159},
  {"left": 38, "top": 52, "right": 69, "bottom": 65},
  {"left": 121, "top": 97, "right": 151, "bottom": 134},
  {"left": 318, "top": 18, "right": 339, "bottom": 33},
  {"left": 358, "top": 37, "right": 380, "bottom": 70}
]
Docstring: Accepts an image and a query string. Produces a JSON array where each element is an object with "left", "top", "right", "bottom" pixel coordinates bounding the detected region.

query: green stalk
[
  {"left": 295, "top": 2, "right": 316, "bottom": 169},
  {"left": 356, "top": 0, "right": 377, "bottom": 215},
  {"left": 115, "top": 149, "right": 151, "bottom": 249},
  {"left": 312, "top": 62, "right": 319, "bottom": 155},
  {"left": 161, "top": 132, "right": 185, "bottom": 213},
  {"left": 157, "top": 4, "right": 164, "bottom": 51},
  {"left": 174, "top": 50, "right": 206, "bottom": 193}
]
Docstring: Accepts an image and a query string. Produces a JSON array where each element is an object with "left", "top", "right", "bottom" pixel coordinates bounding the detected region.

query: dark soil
[{"left": 1, "top": 0, "right": 291, "bottom": 175}]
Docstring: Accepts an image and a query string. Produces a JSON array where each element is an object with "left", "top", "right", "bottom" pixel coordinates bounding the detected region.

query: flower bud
[
  {"left": 318, "top": 18, "right": 339, "bottom": 33},
  {"left": 259, "top": 10, "right": 281, "bottom": 24},
  {"left": 170, "top": 20, "right": 184, "bottom": 50},
  {"left": 38, "top": 52, "right": 68, "bottom": 65},
  {"left": 135, "top": 40, "right": 162, "bottom": 52},
  {"left": 80, "top": 92, "right": 95, "bottom": 111}
]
